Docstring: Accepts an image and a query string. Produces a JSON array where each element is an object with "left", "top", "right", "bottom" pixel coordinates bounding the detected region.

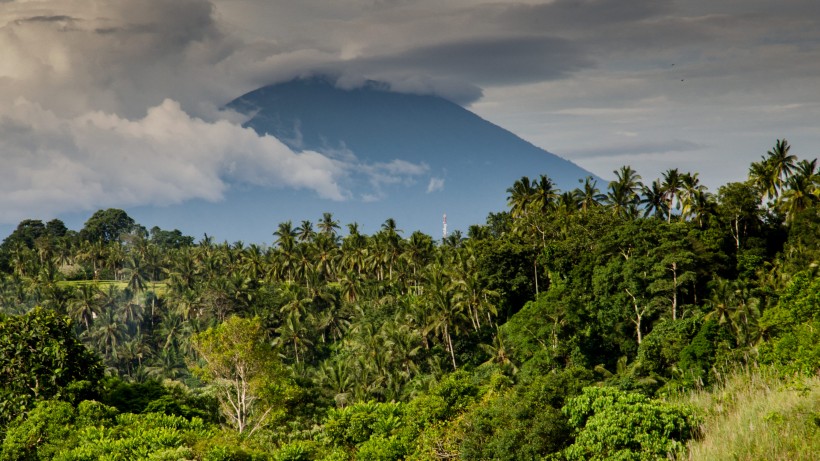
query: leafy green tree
[
  {"left": 458, "top": 383, "right": 571, "bottom": 460},
  {"left": 647, "top": 223, "right": 699, "bottom": 320},
  {"left": 0, "top": 399, "right": 77, "bottom": 460},
  {"left": 0, "top": 308, "right": 102, "bottom": 425},
  {"left": 716, "top": 182, "right": 762, "bottom": 251},
  {"left": 79, "top": 208, "right": 136, "bottom": 244},
  {"left": 191, "top": 316, "right": 296, "bottom": 437},
  {"left": 562, "top": 387, "right": 700, "bottom": 461}
]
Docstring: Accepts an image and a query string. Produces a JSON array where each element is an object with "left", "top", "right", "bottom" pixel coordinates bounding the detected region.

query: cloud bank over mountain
[
  {"left": 0, "top": 0, "right": 434, "bottom": 224},
  {"left": 1, "top": 0, "right": 820, "bottom": 229}
]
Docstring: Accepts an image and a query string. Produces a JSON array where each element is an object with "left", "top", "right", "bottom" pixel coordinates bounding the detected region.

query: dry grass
[{"left": 675, "top": 367, "right": 820, "bottom": 460}]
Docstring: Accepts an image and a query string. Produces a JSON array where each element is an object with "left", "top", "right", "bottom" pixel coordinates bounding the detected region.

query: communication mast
[{"left": 443, "top": 213, "right": 448, "bottom": 240}]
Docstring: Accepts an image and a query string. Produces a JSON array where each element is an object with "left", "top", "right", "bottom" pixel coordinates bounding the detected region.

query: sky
[{"left": 1, "top": 0, "right": 819, "bottom": 235}]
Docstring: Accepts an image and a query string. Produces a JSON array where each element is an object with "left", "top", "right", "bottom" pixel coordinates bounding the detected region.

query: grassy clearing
[
  {"left": 675, "top": 367, "right": 820, "bottom": 460},
  {"left": 57, "top": 280, "right": 168, "bottom": 296}
]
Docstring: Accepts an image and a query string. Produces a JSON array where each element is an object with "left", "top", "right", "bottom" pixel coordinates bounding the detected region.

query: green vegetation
[{"left": 0, "top": 139, "right": 818, "bottom": 459}]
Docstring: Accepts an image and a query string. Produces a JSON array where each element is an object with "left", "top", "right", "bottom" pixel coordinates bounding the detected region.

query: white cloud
[
  {"left": 427, "top": 177, "right": 445, "bottom": 193},
  {"left": 0, "top": 98, "right": 347, "bottom": 223}
]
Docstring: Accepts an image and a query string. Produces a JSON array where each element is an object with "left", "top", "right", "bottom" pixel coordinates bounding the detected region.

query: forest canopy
[{"left": 0, "top": 139, "right": 818, "bottom": 460}]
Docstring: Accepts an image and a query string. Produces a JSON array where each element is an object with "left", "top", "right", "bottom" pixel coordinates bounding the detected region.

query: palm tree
[
  {"left": 779, "top": 159, "right": 819, "bottom": 220},
  {"left": 424, "top": 264, "right": 466, "bottom": 370},
  {"left": 313, "top": 359, "right": 353, "bottom": 404},
  {"left": 296, "top": 220, "right": 316, "bottom": 243},
  {"left": 641, "top": 180, "right": 668, "bottom": 219},
  {"left": 661, "top": 168, "right": 683, "bottom": 222},
  {"left": 123, "top": 254, "right": 149, "bottom": 300},
  {"left": 376, "top": 219, "right": 403, "bottom": 281},
  {"left": 273, "top": 221, "right": 297, "bottom": 251},
  {"left": 67, "top": 284, "right": 103, "bottom": 332},
  {"left": 687, "top": 190, "right": 716, "bottom": 228},
  {"left": 605, "top": 166, "right": 643, "bottom": 218},
  {"left": 117, "top": 299, "right": 144, "bottom": 328},
  {"left": 313, "top": 233, "right": 339, "bottom": 282},
  {"left": 381, "top": 218, "right": 402, "bottom": 238},
  {"left": 91, "top": 308, "right": 128, "bottom": 364},
  {"left": 318, "top": 212, "right": 341, "bottom": 239},
  {"left": 766, "top": 138, "right": 797, "bottom": 195},
  {"left": 403, "top": 231, "right": 434, "bottom": 295},
  {"left": 506, "top": 176, "right": 535, "bottom": 218},
  {"left": 452, "top": 266, "right": 499, "bottom": 332},
  {"left": 679, "top": 172, "right": 707, "bottom": 220},
  {"left": 576, "top": 176, "right": 605, "bottom": 212},
  {"left": 275, "top": 310, "right": 313, "bottom": 364},
  {"left": 556, "top": 191, "right": 581, "bottom": 216},
  {"left": 532, "top": 174, "right": 558, "bottom": 214}
]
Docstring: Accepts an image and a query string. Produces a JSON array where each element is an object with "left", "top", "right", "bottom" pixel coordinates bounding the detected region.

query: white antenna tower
[{"left": 443, "top": 213, "right": 448, "bottom": 239}]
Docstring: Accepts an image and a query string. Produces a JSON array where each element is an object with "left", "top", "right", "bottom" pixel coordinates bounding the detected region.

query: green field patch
[{"left": 57, "top": 280, "right": 168, "bottom": 296}]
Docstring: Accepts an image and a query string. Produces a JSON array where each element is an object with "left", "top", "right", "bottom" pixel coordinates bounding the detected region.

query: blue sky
[{"left": 1, "top": 0, "right": 819, "bottom": 238}]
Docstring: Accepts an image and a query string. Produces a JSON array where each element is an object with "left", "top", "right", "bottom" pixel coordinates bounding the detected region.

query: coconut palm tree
[
  {"left": 766, "top": 138, "right": 797, "bottom": 195},
  {"left": 318, "top": 212, "right": 341, "bottom": 239},
  {"left": 576, "top": 176, "right": 605, "bottom": 212},
  {"left": 506, "top": 176, "right": 535, "bottom": 218},
  {"left": 679, "top": 172, "right": 707, "bottom": 220},
  {"left": 91, "top": 308, "right": 128, "bottom": 364},
  {"left": 123, "top": 254, "right": 149, "bottom": 300},
  {"left": 67, "top": 284, "right": 103, "bottom": 333},
  {"left": 605, "top": 166, "right": 643, "bottom": 218},
  {"left": 779, "top": 158, "right": 819, "bottom": 220},
  {"left": 641, "top": 180, "right": 668, "bottom": 219},
  {"left": 532, "top": 174, "right": 558, "bottom": 214},
  {"left": 274, "top": 221, "right": 297, "bottom": 251},
  {"left": 296, "top": 220, "right": 316, "bottom": 243},
  {"left": 661, "top": 168, "right": 683, "bottom": 222}
]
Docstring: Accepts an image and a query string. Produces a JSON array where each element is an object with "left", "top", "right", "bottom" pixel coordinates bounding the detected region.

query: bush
[{"left": 563, "top": 387, "right": 700, "bottom": 461}]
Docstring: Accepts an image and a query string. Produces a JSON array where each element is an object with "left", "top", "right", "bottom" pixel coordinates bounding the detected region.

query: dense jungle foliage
[{"left": 1, "top": 139, "right": 819, "bottom": 460}]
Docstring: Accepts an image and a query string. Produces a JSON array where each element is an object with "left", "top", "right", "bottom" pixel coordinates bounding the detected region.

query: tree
[
  {"left": 766, "top": 138, "right": 797, "bottom": 196},
  {"left": 661, "top": 168, "right": 683, "bottom": 222},
  {"left": 67, "top": 284, "right": 103, "bottom": 332},
  {"left": 563, "top": 386, "right": 699, "bottom": 461},
  {"left": 716, "top": 182, "right": 762, "bottom": 250},
  {"left": 779, "top": 159, "right": 819, "bottom": 221},
  {"left": 576, "top": 176, "right": 605, "bottom": 213},
  {"left": 605, "top": 166, "right": 643, "bottom": 218},
  {"left": 641, "top": 180, "right": 669, "bottom": 220},
  {"left": 532, "top": 174, "right": 558, "bottom": 214},
  {"left": 506, "top": 176, "right": 536, "bottom": 219},
  {"left": 318, "top": 212, "right": 341, "bottom": 239},
  {"left": 274, "top": 221, "right": 297, "bottom": 251},
  {"left": 191, "top": 316, "right": 295, "bottom": 437},
  {"left": 0, "top": 308, "right": 102, "bottom": 425},
  {"left": 295, "top": 220, "right": 316, "bottom": 243},
  {"left": 80, "top": 208, "right": 136, "bottom": 244},
  {"left": 648, "top": 223, "right": 699, "bottom": 320}
]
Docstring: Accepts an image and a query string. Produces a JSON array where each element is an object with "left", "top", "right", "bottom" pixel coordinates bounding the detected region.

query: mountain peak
[{"left": 215, "top": 77, "right": 601, "bottom": 239}]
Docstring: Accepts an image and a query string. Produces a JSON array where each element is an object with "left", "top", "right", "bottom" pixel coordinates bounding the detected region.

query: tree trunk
[
  {"left": 672, "top": 262, "right": 678, "bottom": 320},
  {"left": 533, "top": 259, "right": 539, "bottom": 295},
  {"left": 445, "top": 324, "right": 457, "bottom": 370}
]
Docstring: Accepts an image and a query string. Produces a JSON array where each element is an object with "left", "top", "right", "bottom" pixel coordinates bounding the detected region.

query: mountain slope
[
  {"left": 221, "top": 77, "right": 599, "bottom": 239},
  {"left": 36, "top": 78, "right": 599, "bottom": 244}
]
